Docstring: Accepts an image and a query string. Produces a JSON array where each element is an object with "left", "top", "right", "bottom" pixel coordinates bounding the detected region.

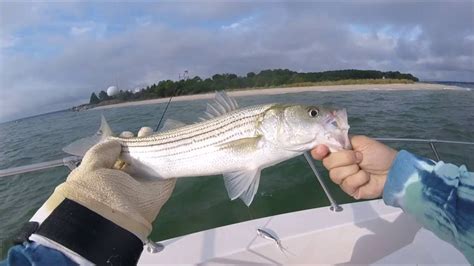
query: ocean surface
[{"left": 1, "top": 86, "right": 473, "bottom": 258}]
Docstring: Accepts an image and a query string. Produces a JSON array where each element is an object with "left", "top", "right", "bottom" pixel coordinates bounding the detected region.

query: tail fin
[{"left": 62, "top": 115, "right": 114, "bottom": 157}]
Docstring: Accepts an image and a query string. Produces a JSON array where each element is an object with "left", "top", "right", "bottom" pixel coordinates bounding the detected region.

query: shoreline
[{"left": 92, "top": 82, "right": 461, "bottom": 110}]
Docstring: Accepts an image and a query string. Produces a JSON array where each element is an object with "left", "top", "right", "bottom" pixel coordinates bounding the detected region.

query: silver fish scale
[{"left": 117, "top": 104, "right": 275, "bottom": 160}]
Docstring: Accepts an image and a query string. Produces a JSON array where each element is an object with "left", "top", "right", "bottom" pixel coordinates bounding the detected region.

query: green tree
[
  {"left": 84, "top": 69, "right": 418, "bottom": 106},
  {"left": 98, "top": 90, "right": 109, "bottom": 101},
  {"left": 89, "top": 92, "right": 100, "bottom": 104},
  {"left": 117, "top": 90, "right": 133, "bottom": 101}
]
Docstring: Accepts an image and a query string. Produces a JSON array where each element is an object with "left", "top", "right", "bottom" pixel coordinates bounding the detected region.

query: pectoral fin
[
  {"left": 223, "top": 168, "right": 261, "bottom": 206},
  {"left": 218, "top": 136, "right": 262, "bottom": 152}
]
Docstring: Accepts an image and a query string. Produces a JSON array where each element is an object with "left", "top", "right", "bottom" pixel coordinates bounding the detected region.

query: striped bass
[{"left": 64, "top": 91, "right": 350, "bottom": 205}]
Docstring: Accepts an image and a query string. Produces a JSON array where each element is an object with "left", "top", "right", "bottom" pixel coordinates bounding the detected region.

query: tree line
[{"left": 89, "top": 69, "right": 419, "bottom": 105}]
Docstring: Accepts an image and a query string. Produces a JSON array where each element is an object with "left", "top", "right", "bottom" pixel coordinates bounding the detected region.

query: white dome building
[{"left": 107, "top": 86, "right": 119, "bottom": 96}]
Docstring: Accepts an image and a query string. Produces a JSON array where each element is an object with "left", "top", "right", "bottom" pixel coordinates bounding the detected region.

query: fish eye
[{"left": 308, "top": 108, "right": 319, "bottom": 118}]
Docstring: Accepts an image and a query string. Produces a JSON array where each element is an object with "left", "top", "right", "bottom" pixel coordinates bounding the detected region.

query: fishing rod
[{"left": 155, "top": 96, "right": 173, "bottom": 131}]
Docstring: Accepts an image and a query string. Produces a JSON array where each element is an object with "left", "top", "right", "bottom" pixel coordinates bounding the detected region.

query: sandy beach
[{"left": 93, "top": 82, "right": 462, "bottom": 110}]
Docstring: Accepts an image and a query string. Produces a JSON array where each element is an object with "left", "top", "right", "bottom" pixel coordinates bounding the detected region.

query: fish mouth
[
  {"left": 323, "top": 132, "right": 351, "bottom": 152},
  {"left": 334, "top": 132, "right": 352, "bottom": 150},
  {"left": 323, "top": 109, "right": 351, "bottom": 151}
]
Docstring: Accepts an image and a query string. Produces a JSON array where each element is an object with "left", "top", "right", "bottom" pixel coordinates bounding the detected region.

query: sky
[{"left": 1, "top": 1, "right": 473, "bottom": 123}]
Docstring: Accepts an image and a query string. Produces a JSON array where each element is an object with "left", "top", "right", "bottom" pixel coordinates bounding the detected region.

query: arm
[
  {"left": 312, "top": 136, "right": 474, "bottom": 263},
  {"left": 2, "top": 128, "right": 175, "bottom": 265},
  {"left": 383, "top": 150, "right": 474, "bottom": 263}
]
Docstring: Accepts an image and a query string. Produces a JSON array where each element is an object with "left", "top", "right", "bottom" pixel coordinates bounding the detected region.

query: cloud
[
  {"left": 0, "top": 34, "right": 19, "bottom": 49},
  {"left": 0, "top": 1, "right": 473, "bottom": 122},
  {"left": 136, "top": 16, "right": 152, "bottom": 27},
  {"left": 70, "top": 26, "right": 93, "bottom": 36},
  {"left": 69, "top": 21, "right": 108, "bottom": 38},
  {"left": 221, "top": 16, "right": 255, "bottom": 31}
]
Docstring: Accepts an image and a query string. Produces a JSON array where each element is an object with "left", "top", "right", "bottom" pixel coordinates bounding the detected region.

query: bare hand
[{"left": 311, "top": 135, "right": 397, "bottom": 199}]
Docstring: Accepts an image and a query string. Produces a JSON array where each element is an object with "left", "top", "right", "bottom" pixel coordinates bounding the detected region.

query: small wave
[
  {"left": 409, "top": 106, "right": 428, "bottom": 111},
  {"left": 260, "top": 191, "right": 273, "bottom": 197},
  {"left": 444, "top": 86, "right": 472, "bottom": 91},
  {"left": 349, "top": 117, "right": 366, "bottom": 124}
]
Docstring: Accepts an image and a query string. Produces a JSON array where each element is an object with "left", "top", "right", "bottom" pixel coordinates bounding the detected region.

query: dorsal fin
[
  {"left": 200, "top": 91, "right": 239, "bottom": 120},
  {"left": 63, "top": 114, "right": 114, "bottom": 156}
]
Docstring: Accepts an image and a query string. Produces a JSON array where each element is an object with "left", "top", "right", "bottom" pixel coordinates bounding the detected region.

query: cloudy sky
[{"left": 1, "top": 1, "right": 473, "bottom": 122}]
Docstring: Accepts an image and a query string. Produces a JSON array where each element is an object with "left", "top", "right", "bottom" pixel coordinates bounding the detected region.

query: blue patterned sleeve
[
  {"left": 383, "top": 150, "right": 474, "bottom": 263},
  {"left": 0, "top": 242, "right": 77, "bottom": 266}
]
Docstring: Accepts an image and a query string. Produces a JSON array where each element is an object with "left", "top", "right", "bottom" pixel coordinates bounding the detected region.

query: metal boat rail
[
  {"left": 1, "top": 137, "right": 473, "bottom": 213},
  {"left": 305, "top": 137, "right": 474, "bottom": 212},
  {"left": 375, "top": 137, "right": 474, "bottom": 161},
  {"left": 0, "top": 156, "right": 81, "bottom": 178}
]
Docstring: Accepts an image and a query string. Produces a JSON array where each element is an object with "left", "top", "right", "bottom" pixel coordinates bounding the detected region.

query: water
[
  {"left": 432, "top": 81, "right": 474, "bottom": 90},
  {"left": 1, "top": 88, "right": 473, "bottom": 258}
]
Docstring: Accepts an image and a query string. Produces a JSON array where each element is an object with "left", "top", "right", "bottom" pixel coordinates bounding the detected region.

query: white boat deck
[{"left": 139, "top": 199, "right": 468, "bottom": 265}]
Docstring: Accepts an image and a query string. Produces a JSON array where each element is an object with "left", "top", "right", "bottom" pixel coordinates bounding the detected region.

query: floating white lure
[{"left": 257, "top": 228, "right": 291, "bottom": 254}]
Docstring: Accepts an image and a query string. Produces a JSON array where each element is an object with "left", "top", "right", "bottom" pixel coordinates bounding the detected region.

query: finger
[
  {"left": 340, "top": 170, "right": 370, "bottom": 197},
  {"left": 322, "top": 150, "right": 362, "bottom": 169},
  {"left": 137, "top": 127, "right": 153, "bottom": 137},
  {"left": 119, "top": 131, "right": 134, "bottom": 138},
  {"left": 329, "top": 164, "right": 360, "bottom": 185},
  {"left": 350, "top": 135, "right": 373, "bottom": 149},
  {"left": 311, "top": 145, "right": 330, "bottom": 160},
  {"left": 81, "top": 140, "right": 122, "bottom": 170},
  {"left": 355, "top": 177, "right": 384, "bottom": 199}
]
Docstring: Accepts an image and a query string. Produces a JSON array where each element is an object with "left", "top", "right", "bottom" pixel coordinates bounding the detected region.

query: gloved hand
[{"left": 28, "top": 127, "right": 176, "bottom": 264}]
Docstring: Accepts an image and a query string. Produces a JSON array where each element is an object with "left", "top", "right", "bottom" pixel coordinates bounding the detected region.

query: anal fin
[{"left": 223, "top": 168, "right": 261, "bottom": 206}]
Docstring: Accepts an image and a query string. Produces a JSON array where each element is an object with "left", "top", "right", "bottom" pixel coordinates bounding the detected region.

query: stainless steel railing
[
  {"left": 375, "top": 138, "right": 474, "bottom": 161},
  {"left": 304, "top": 152, "right": 343, "bottom": 212},
  {"left": 304, "top": 137, "right": 474, "bottom": 212},
  {"left": 0, "top": 156, "right": 81, "bottom": 178}
]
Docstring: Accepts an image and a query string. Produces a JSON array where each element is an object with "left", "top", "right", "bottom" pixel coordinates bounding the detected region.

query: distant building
[
  {"left": 107, "top": 86, "right": 119, "bottom": 96},
  {"left": 179, "top": 70, "right": 189, "bottom": 80}
]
